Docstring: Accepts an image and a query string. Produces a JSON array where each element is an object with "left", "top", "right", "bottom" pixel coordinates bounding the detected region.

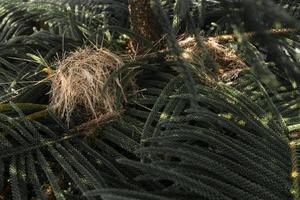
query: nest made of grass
[
  {"left": 49, "top": 47, "right": 124, "bottom": 124},
  {"left": 178, "top": 35, "right": 248, "bottom": 81}
]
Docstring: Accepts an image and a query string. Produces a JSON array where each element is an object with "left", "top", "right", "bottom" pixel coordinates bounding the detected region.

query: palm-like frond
[
  {"left": 0, "top": 0, "right": 299, "bottom": 199},
  {"left": 0, "top": 103, "right": 137, "bottom": 199},
  {"left": 26, "top": 0, "right": 128, "bottom": 44},
  {"left": 83, "top": 64, "right": 292, "bottom": 200}
]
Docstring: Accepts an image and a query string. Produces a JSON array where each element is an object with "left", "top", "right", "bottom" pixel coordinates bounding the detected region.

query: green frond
[{"left": 0, "top": 0, "right": 299, "bottom": 199}]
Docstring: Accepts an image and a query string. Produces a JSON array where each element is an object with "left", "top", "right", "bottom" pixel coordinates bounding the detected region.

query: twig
[
  {"left": 209, "top": 28, "right": 298, "bottom": 42},
  {"left": 129, "top": 28, "right": 298, "bottom": 60},
  {"left": 67, "top": 111, "right": 123, "bottom": 134},
  {"left": 26, "top": 109, "right": 49, "bottom": 120}
]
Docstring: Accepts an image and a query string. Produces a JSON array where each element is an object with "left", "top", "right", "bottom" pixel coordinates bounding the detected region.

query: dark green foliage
[{"left": 0, "top": 0, "right": 299, "bottom": 199}]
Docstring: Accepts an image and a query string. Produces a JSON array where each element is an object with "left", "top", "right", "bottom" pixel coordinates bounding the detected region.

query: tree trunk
[{"left": 128, "top": 0, "right": 162, "bottom": 52}]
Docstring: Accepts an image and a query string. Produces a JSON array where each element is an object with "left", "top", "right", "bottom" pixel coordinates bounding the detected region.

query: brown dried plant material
[
  {"left": 49, "top": 47, "right": 124, "bottom": 124},
  {"left": 178, "top": 36, "right": 248, "bottom": 78},
  {"left": 171, "top": 35, "right": 249, "bottom": 85},
  {"left": 205, "top": 38, "right": 247, "bottom": 71}
]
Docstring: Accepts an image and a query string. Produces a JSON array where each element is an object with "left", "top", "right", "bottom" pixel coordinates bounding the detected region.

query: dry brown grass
[
  {"left": 49, "top": 47, "right": 124, "bottom": 124},
  {"left": 205, "top": 38, "right": 247, "bottom": 71},
  {"left": 178, "top": 35, "right": 248, "bottom": 81}
]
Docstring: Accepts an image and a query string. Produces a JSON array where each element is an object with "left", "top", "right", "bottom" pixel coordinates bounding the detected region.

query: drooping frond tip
[{"left": 49, "top": 47, "right": 124, "bottom": 124}]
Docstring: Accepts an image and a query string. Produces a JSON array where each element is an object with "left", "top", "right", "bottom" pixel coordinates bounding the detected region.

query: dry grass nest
[
  {"left": 178, "top": 36, "right": 248, "bottom": 81},
  {"left": 49, "top": 47, "right": 124, "bottom": 124}
]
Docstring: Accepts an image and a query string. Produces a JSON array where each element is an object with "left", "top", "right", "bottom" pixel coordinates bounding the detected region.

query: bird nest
[
  {"left": 49, "top": 47, "right": 124, "bottom": 124},
  {"left": 178, "top": 36, "right": 248, "bottom": 82}
]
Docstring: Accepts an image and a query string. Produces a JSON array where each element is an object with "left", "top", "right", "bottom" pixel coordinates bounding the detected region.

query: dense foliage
[{"left": 0, "top": 0, "right": 299, "bottom": 199}]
